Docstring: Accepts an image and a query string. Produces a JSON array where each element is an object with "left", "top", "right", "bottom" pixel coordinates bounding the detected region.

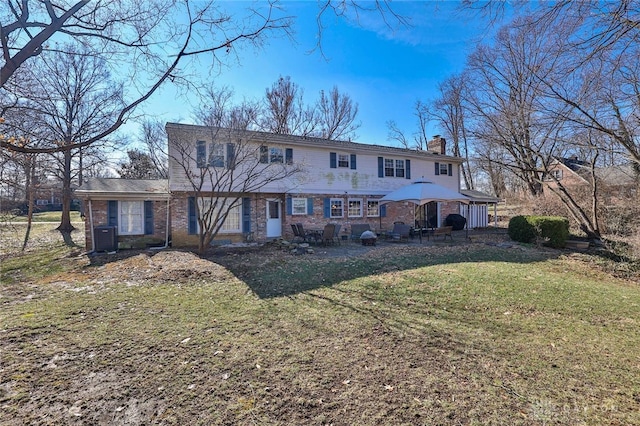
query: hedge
[{"left": 508, "top": 215, "right": 569, "bottom": 248}]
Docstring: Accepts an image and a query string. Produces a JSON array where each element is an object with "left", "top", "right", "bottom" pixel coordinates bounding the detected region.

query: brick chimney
[{"left": 427, "top": 135, "right": 446, "bottom": 155}]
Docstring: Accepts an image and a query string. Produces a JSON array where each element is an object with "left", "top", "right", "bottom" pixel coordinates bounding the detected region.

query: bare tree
[
  {"left": 464, "top": 16, "right": 565, "bottom": 197},
  {"left": 4, "top": 44, "right": 124, "bottom": 244},
  {"left": 385, "top": 101, "right": 431, "bottom": 150},
  {"left": 1, "top": 1, "right": 294, "bottom": 157},
  {"left": 138, "top": 120, "right": 168, "bottom": 179},
  {"left": 169, "top": 126, "right": 303, "bottom": 253},
  {"left": 195, "top": 86, "right": 260, "bottom": 131},
  {"left": 262, "top": 76, "right": 317, "bottom": 136},
  {"left": 432, "top": 76, "right": 475, "bottom": 190},
  {"left": 317, "top": 86, "right": 360, "bottom": 140}
]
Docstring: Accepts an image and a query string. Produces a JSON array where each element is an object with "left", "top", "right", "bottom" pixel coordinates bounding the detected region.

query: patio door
[
  {"left": 266, "top": 199, "right": 282, "bottom": 238},
  {"left": 426, "top": 201, "right": 439, "bottom": 227}
]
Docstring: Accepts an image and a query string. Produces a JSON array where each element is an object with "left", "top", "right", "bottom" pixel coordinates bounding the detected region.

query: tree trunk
[
  {"left": 21, "top": 158, "right": 35, "bottom": 251},
  {"left": 57, "top": 147, "right": 76, "bottom": 246}
]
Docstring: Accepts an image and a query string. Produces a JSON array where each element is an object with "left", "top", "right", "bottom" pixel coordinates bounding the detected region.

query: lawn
[
  {"left": 1, "top": 229, "right": 639, "bottom": 425},
  {"left": 3, "top": 210, "right": 82, "bottom": 223}
]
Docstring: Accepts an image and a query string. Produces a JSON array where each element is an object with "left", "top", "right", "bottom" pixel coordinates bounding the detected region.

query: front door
[{"left": 266, "top": 199, "right": 282, "bottom": 238}]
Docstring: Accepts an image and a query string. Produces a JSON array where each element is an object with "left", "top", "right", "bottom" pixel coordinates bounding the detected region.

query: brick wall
[{"left": 83, "top": 199, "right": 169, "bottom": 251}]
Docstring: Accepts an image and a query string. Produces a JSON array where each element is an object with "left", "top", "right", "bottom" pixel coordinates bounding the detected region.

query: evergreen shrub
[{"left": 508, "top": 215, "right": 569, "bottom": 248}]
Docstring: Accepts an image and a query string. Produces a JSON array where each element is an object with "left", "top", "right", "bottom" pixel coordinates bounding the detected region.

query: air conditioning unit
[{"left": 94, "top": 226, "right": 117, "bottom": 252}]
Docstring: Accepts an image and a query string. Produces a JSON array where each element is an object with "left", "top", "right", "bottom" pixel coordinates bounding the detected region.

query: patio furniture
[
  {"left": 350, "top": 224, "right": 371, "bottom": 241},
  {"left": 320, "top": 223, "right": 337, "bottom": 246},
  {"left": 333, "top": 223, "right": 342, "bottom": 245},
  {"left": 428, "top": 226, "right": 453, "bottom": 241},
  {"left": 291, "top": 224, "right": 306, "bottom": 242},
  {"left": 387, "top": 223, "right": 411, "bottom": 242},
  {"left": 297, "top": 223, "right": 320, "bottom": 243}
]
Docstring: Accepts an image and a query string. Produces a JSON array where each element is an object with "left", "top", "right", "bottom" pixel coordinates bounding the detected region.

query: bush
[
  {"left": 508, "top": 215, "right": 537, "bottom": 244},
  {"left": 508, "top": 215, "right": 569, "bottom": 248}
]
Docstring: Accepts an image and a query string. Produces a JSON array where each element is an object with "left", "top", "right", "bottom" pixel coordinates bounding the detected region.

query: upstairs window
[
  {"left": 395, "top": 160, "right": 405, "bottom": 178},
  {"left": 338, "top": 154, "right": 350, "bottom": 168},
  {"left": 270, "top": 147, "right": 283, "bottom": 163},
  {"left": 208, "top": 143, "right": 224, "bottom": 167},
  {"left": 434, "top": 162, "right": 453, "bottom": 176},
  {"left": 384, "top": 159, "right": 395, "bottom": 177},
  {"left": 260, "top": 145, "right": 293, "bottom": 165}
]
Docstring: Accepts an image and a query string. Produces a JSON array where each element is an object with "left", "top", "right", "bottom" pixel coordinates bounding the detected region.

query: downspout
[
  {"left": 88, "top": 199, "right": 95, "bottom": 253},
  {"left": 150, "top": 196, "right": 171, "bottom": 250}
]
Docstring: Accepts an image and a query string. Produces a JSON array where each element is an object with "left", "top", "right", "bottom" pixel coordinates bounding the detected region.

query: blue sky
[{"left": 142, "top": 1, "right": 488, "bottom": 147}]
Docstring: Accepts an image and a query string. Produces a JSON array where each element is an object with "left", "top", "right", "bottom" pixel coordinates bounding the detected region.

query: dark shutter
[
  {"left": 406, "top": 159, "right": 411, "bottom": 179},
  {"left": 350, "top": 154, "right": 357, "bottom": 170},
  {"left": 242, "top": 197, "right": 251, "bottom": 233},
  {"left": 286, "top": 196, "right": 292, "bottom": 215},
  {"left": 144, "top": 201, "right": 153, "bottom": 235},
  {"left": 435, "top": 162, "right": 440, "bottom": 176},
  {"left": 330, "top": 152, "right": 337, "bottom": 168},
  {"left": 378, "top": 157, "right": 384, "bottom": 178},
  {"left": 196, "top": 141, "right": 206, "bottom": 168},
  {"left": 380, "top": 204, "right": 387, "bottom": 217},
  {"left": 259, "top": 145, "right": 268, "bottom": 164},
  {"left": 188, "top": 197, "right": 197, "bottom": 235},
  {"left": 323, "top": 198, "right": 331, "bottom": 218},
  {"left": 307, "top": 198, "right": 314, "bottom": 214},
  {"left": 285, "top": 148, "right": 293, "bottom": 165},
  {"left": 448, "top": 163, "right": 453, "bottom": 176},
  {"left": 226, "top": 143, "right": 235, "bottom": 169},
  {"left": 107, "top": 200, "right": 118, "bottom": 227}
]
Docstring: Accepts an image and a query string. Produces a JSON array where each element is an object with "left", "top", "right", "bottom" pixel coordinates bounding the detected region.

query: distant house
[
  {"left": 544, "top": 157, "right": 638, "bottom": 206},
  {"left": 75, "top": 125, "right": 495, "bottom": 251}
]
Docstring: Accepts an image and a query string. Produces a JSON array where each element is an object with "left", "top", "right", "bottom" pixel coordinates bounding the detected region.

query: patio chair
[
  {"left": 387, "top": 223, "right": 411, "bottom": 242},
  {"left": 296, "top": 223, "right": 319, "bottom": 243},
  {"left": 320, "top": 223, "right": 337, "bottom": 246},
  {"left": 332, "top": 223, "right": 342, "bottom": 245},
  {"left": 291, "top": 224, "right": 305, "bottom": 242}
]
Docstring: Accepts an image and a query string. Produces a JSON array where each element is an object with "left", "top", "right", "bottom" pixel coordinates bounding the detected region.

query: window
[
  {"left": 197, "top": 198, "right": 241, "bottom": 233},
  {"left": 348, "top": 199, "right": 363, "bottom": 217},
  {"left": 439, "top": 163, "right": 448, "bottom": 175},
  {"left": 395, "top": 160, "right": 405, "bottom": 178},
  {"left": 208, "top": 143, "right": 224, "bottom": 167},
  {"left": 270, "top": 147, "right": 283, "bottom": 163},
  {"left": 551, "top": 169, "right": 563, "bottom": 180},
  {"left": 330, "top": 198, "right": 343, "bottom": 218},
  {"left": 260, "top": 145, "right": 292, "bottom": 164},
  {"left": 367, "top": 200, "right": 380, "bottom": 217},
  {"left": 119, "top": 200, "right": 144, "bottom": 235},
  {"left": 384, "top": 159, "right": 395, "bottom": 177},
  {"left": 338, "top": 154, "right": 350, "bottom": 168},
  {"left": 36, "top": 199, "right": 49, "bottom": 206},
  {"left": 292, "top": 198, "right": 307, "bottom": 215}
]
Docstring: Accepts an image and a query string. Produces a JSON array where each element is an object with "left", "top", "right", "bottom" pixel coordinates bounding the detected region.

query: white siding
[{"left": 166, "top": 124, "right": 463, "bottom": 195}]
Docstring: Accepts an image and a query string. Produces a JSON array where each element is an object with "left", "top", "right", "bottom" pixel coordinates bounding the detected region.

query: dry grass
[{"left": 1, "top": 225, "right": 639, "bottom": 425}]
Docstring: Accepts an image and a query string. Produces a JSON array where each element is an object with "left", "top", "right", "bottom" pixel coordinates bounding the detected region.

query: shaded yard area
[{"left": 1, "top": 226, "right": 639, "bottom": 425}]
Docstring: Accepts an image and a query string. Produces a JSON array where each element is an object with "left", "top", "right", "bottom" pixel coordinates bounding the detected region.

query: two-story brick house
[
  {"left": 165, "top": 123, "right": 465, "bottom": 246},
  {"left": 76, "top": 124, "right": 470, "bottom": 250}
]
